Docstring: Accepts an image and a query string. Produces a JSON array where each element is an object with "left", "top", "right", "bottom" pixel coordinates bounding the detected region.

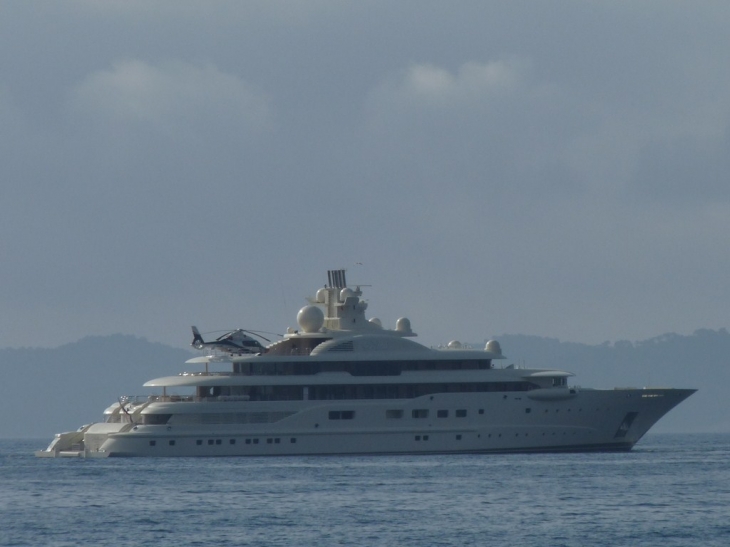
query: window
[
  {"left": 253, "top": 439, "right": 259, "bottom": 444},
  {"left": 275, "top": 438, "right": 281, "bottom": 444},
  {"left": 525, "top": 408, "right": 532, "bottom": 414},
  {"left": 386, "top": 409, "right": 403, "bottom": 419},
  {"left": 245, "top": 439, "right": 251, "bottom": 445},
  {"left": 478, "top": 409, "right": 484, "bottom": 415},
  {"left": 306, "top": 381, "right": 540, "bottom": 401},
  {"left": 267, "top": 438, "right": 273, "bottom": 444},
  {"left": 329, "top": 410, "right": 355, "bottom": 420},
  {"left": 456, "top": 409, "right": 467, "bottom": 418},
  {"left": 423, "top": 435, "right": 429, "bottom": 441},
  {"left": 196, "top": 440, "right": 202, "bottom": 446},
  {"left": 143, "top": 414, "right": 172, "bottom": 425},
  {"left": 229, "top": 439, "right": 236, "bottom": 445},
  {"left": 208, "top": 439, "right": 214, "bottom": 445},
  {"left": 415, "top": 435, "right": 421, "bottom": 441},
  {"left": 437, "top": 410, "right": 448, "bottom": 418},
  {"left": 215, "top": 439, "right": 222, "bottom": 445},
  {"left": 168, "top": 440, "right": 175, "bottom": 446},
  {"left": 456, "top": 434, "right": 462, "bottom": 440},
  {"left": 290, "top": 438, "right": 297, "bottom": 443},
  {"left": 412, "top": 409, "right": 429, "bottom": 419},
  {"left": 149, "top": 440, "right": 156, "bottom": 447}
]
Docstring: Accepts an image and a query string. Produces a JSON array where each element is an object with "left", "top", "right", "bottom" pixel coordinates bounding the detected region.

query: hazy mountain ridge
[
  {"left": 0, "top": 335, "right": 193, "bottom": 439},
  {"left": 2, "top": 330, "right": 726, "bottom": 439}
]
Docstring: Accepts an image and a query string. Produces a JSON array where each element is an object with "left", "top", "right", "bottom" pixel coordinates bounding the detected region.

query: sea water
[{"left": 1, "top": 434, "right": 728, "bottom": 546}]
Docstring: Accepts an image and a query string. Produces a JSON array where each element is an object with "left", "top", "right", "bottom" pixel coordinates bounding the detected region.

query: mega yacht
[{"left": 36, "top": 270, "right": 694, "bottom": 458}]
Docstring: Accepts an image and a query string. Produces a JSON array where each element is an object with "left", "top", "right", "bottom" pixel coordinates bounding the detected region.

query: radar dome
[
  {"left": 395, "top": 317, "right": 412, "bottom": 333},
  {"left": 297, "top": 305, "right": 324, "bottom": 333},
  {"left": 448, "top": 340, "right": 462, "bottom": 349},
  {"left": 315, "top": 288, "right": 327, "bottom": 303},
  {"left": 368, "top": 317, "right": 382, "bottom": 328},
  {"left": 485, "top": 340, "right": 502, "bottom": 356}
]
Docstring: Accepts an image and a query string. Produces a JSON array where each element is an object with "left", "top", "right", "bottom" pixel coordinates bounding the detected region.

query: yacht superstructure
[{"left": 36, "top": 270, "right": 694, "bottom": 458}]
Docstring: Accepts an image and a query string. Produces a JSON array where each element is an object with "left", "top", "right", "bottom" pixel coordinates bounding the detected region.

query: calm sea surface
[{"left": 1, "top": 434, "right": 728, "bottom": 546}]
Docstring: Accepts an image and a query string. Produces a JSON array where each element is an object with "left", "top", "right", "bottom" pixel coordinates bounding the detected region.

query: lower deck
[{"left": 36, "top": 387, "right": 693, "bottom": 457}]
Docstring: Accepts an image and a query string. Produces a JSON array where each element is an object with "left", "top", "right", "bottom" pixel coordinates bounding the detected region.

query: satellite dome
[
  {"left": 448, "top": 340, "right": 462, "bottom": 349},
  {"left": 395, "top": 317, "right": 412, "bottom": 333},
  {"left": 368, "top": 317, "right": 382, "bottom": 328},
  {"left": 485, "top": 340, "right": 502, "bottom": 356},
  {"left": 297, "top": 305, "right": 324, "bottom": 333},
  {"left": 315, "top": 288, "right": 327, "bottom": 303}
]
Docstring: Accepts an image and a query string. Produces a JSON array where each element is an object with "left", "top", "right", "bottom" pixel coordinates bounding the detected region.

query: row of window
[
  {"left": 389, "top": 408, "right": 478, "bottom": 419},
  {"left": 148, "top": 437, "right": 298, "bottom": 447},
  {"left": 139, "top": 407, "right": 489, "bottom": 426},
  {"left": 231, "top": 359, "right": 494, "bottom": 376},
  {"left": 197, "top": 381, "right": 539, "bottom": 402},
  {"left": 327, "top": 406, "right": 611, "bottom": 421},
  {"left": 146, "top": 428, "right": 592, "bottom": 449},
  {"left": 135, "top": 411, "right": 296, "bottom": 426},
  {"left": 138, "top": 405, "right": 620, "bottom": 427},
  {"left": 327, "top": 408, "right": 474, "bottom": 420},
  {"left": 326, "top": 407, "right": 596, "bottom": 421}
]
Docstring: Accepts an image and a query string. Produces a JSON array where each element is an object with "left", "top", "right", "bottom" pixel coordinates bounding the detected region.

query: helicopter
[{"left": 190, "top": 326, "right": 270, "bottom": 355}]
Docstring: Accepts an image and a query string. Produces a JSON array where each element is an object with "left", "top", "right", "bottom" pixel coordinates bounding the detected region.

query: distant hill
[
  {"left": 1, "top": 330, "right": 725, "bottom": 440},
  {"left": 0, "top": 335, "right": 192, "bottom": 440}
]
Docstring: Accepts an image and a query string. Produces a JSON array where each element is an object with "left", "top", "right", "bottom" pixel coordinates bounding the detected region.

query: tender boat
[{"left": 36, "top": 270, "right": 694, "bottom": 457}]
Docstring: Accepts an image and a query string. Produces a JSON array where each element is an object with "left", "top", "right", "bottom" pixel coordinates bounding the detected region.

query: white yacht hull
[{"left": 36, "top": 387, "right": 693, "bottom": 458}]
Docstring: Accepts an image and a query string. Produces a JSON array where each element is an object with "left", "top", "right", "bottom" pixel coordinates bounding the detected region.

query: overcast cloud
[{"left": 1, "top": 1, "right": 729, "bottom": 349}]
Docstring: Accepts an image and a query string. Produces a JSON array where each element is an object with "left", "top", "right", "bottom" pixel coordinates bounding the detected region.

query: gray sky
[{"left": 2, "top": 1, "right": 729, "bottom": 350}]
